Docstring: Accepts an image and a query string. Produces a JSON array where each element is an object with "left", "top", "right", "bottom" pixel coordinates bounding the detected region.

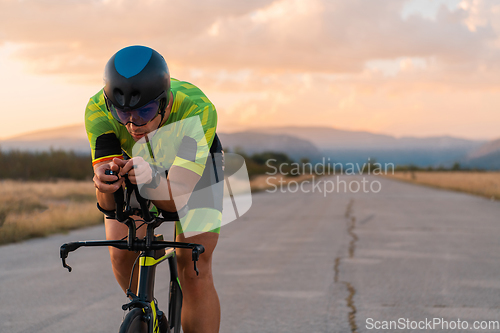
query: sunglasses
[{"left": 104, "top": 91, "right": 166, "bottom": 127}]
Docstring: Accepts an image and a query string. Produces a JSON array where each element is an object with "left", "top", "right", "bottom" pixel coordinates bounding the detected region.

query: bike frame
[
  {"left": 60, "top": 234, "right": 200, "bottom": 333},
  {"left": 135, "top": 245, "right": 183, "bottom": 333},
  {"left": 133, "top": 246, "right": 177, "bottom": 333}
]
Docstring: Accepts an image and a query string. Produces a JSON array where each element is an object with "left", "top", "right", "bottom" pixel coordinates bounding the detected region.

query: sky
[{"left": 0, "top": 0, "right": 499, "bottom": 140}]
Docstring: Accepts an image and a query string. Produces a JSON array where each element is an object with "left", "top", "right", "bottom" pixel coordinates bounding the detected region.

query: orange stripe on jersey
[{"left": 92, "top": 154, "right": 123, "bottom": 166}]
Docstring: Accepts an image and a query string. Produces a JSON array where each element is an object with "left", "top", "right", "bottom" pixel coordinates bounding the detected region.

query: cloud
[
  {"left": 1, "top": 0, "right": 498, "bottom": 77},
  {"left": 0, "top": 0, "right": 274, "bottom": 79},
  {"left": 158, "top": 0, "right": 498, "bottom": 77}
]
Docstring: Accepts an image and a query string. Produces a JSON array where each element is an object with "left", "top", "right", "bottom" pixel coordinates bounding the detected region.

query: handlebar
[
  {"left": 60, "top": 239, "right": 205, "bottom": 274},
  {"left": 60, "top": 168, "right": 204, "bottom": 274}
]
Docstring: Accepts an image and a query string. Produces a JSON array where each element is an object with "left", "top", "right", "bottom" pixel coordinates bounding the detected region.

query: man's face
[
  {"left": 125, "top": 93, "right": 172, "bottom": 141},
  {"left": 126, "top": 114, "right": 162, "bottom": 141}
]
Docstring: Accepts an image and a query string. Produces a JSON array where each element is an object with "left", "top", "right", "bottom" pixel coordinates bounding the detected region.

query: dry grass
[
  {"left": 384, "top": 171, "right": 500, "bottom": 200},
  {"left": 0, "top": 180, "right": 102, "bottom": 245},
  {"left": 0, "top": 175, "right": 317, "bottom": 245}
]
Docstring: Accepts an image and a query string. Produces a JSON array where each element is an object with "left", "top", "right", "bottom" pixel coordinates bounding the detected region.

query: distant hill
[
  {"left": 0, "top": 124, "right": 90, "bottom": 154},
  {"left": 255, "top": 126, "right": 485, "bottom": 150},
  {"left": 256, "top": 126, "right": 397, "bottom": 150},
  {"left": 254, "top": 126, "right": 488, "bottom": 167},
  {"left": 4, "top": 124, "right": 87, "bottom": 141},
  {"left": 461, "top": 138, "right": 500, "bottom": 170},
  {"left": 217, "top": 131, "right": 321, "bottom": 162},
  {"left": 465, "top": 138, "right": 500, "bottom": 159}
]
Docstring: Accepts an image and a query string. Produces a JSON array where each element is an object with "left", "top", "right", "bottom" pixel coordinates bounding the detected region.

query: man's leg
[
  {"left": 104, "top": 216, "right": 147, "bottom": 294},
  {"left": 176, "top": 231, "right": 220, "bottom": 333}
]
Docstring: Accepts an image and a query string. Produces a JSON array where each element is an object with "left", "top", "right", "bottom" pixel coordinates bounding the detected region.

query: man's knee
[
  {"left": 178, "top": 260, "right": 215, "bottom": 300},
  {"left": 176, "top": 231, "right": 218, "bottom": 280},
  {"left": 179, "top": 257, "right": 213, "bottom": 282}
]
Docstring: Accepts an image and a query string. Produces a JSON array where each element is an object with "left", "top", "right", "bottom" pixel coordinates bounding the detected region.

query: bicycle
[{"left": 60, "top": 170, "right": 205, "bottom": 333}]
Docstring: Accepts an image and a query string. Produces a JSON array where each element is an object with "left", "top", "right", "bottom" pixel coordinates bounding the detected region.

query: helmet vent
[
  {"left": 113, "top": 89, "right": 125, "bottom": 107},
  {"left": 130, "top": 91, "right": 141, "bottom": 108}
]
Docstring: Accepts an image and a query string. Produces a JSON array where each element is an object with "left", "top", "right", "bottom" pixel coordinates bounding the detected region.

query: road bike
[{"left": 60, "top": 171, "right": 204, "bottom": 333}]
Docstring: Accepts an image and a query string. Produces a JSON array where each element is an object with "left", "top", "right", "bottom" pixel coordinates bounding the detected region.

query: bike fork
[{"left": 168, "top": 252, "right": 183, "bottom": 333}]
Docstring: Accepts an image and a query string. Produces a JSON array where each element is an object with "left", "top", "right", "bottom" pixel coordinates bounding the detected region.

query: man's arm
[
  {"left": 114, "top": 158, "right": 201, "bottom": 212},
  {"left": 93, "top": 160, "right": 124, "bottom": 211},
  {"left": 154, "top": 165, "right": 201, "bottom": 212}
]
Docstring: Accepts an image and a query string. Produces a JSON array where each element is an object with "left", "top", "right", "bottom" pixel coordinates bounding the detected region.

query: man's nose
[{"left": 127, "top": 122, "right": 139, "bottom": 131}]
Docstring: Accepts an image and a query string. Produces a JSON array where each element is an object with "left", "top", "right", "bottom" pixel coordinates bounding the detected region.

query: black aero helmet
[{"left": 104, "top": 45, "right": 170, "bottom": 126}]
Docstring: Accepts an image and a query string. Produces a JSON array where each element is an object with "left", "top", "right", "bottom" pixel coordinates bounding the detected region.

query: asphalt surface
[{"left": 0, "top": 175, "right": 499, "bottom": 333}]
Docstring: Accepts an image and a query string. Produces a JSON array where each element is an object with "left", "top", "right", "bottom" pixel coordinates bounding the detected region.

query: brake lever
[
  {"left": 60, "top": 245, "right": 72, "bottom": 272},
  {"left": 62, "top": 257, "right": 72, "bottom": 272},
  {"left": 191, "top": 245, "right": 205, "bottom": 276}
]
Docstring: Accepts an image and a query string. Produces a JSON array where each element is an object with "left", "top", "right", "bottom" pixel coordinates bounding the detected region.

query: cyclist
[{"left": 85, "top": 45, "right": 223, "bottom": 333}]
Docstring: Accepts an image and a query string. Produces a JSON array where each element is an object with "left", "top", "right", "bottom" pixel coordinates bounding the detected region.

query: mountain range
[
  {"left": 0, "top": 124, "right": 90, "bottom": 153},
  {"left": 254, "top": 126, "right": 497, "bottom": 168},
  {"left": 255, "top": 126, "right": 484, "bottom": 151},
  {"left": 462, "top": 138, "right": 500, "bottom": 170},
  {"left": 217, "top": 131, "right": 322, "bottom": 162},
  {"left": 1, "top": 124, "right": 498, "bottom": 169}
]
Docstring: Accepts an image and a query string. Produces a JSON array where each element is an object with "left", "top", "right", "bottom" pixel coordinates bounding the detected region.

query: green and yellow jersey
[{"left": 85, "top": 78, "right": 217, "bottom": 176}]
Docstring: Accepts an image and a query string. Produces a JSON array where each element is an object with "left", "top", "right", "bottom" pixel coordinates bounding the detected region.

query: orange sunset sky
[{"left": 0, "top": 0, "right": 499, "bottom": 140}]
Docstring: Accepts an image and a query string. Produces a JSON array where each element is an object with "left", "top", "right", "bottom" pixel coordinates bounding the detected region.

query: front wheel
[{"left": 119, "top": 308, "right": 148, "bottom": 333}]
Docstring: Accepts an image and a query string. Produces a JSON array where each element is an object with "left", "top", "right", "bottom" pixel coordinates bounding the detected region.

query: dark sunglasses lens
[
  {"left": 108, "top": 100, "right": 159, "bottom": 126},
  {"left": 109, "top": 105, "right": 130, "bottom": 124},
  {"left": 134, "top": 102, "right": 159, "bottom": 124}
]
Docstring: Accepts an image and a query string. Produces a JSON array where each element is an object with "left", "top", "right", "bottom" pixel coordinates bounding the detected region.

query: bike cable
[
  {"left": 125, "top": 252, "right": 145, "bottom": 299},
  {"left": 119, "top": 219, "right": 147, "bottom": 241}
]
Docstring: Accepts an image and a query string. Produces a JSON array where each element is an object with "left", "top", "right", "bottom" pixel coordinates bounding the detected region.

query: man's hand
[
  {"left": 93, "top": 160, "right": 124, "bottom": 193},
  {"left": 114, "top": 157, "right": 154, "bottom": 185}
]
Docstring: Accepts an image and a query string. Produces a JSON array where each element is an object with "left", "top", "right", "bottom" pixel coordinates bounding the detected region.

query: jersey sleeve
[
  {"left": 171, "top": 94, "right": 218, "bottom": 176},
  {"left": 85, "top": 91, "right": 123, "bottom": 165}
]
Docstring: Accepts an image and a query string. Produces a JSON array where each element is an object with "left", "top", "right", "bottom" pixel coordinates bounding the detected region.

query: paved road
[{"left": 1, "top": 175, "right": 499, "bottom": 332}]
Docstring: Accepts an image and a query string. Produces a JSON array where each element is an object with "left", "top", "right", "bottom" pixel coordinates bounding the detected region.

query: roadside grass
[
  {"left": 0, "top": 180, "right": 102, "bottom": 245},
  {"left": 0, "top": 175, "right": 315, "bottom": 245},
  {"left": 384, "top": 171, "right": 500, "bottom": 200}
]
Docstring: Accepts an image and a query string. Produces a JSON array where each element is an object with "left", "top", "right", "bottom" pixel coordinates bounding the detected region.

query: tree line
[
  {"left": 1, "top": 148, "right": 482, "bottom": 182},
  {"left": 0, "top": 149, "right": 299, "bottom": 181},
  {"left": 0, "top": 150, "right": 93, "bottom": 180}
]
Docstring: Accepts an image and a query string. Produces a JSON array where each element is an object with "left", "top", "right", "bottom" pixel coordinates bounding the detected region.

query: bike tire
[{"left": 119, "top": 308, "right": 149, "bottom": 333}]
